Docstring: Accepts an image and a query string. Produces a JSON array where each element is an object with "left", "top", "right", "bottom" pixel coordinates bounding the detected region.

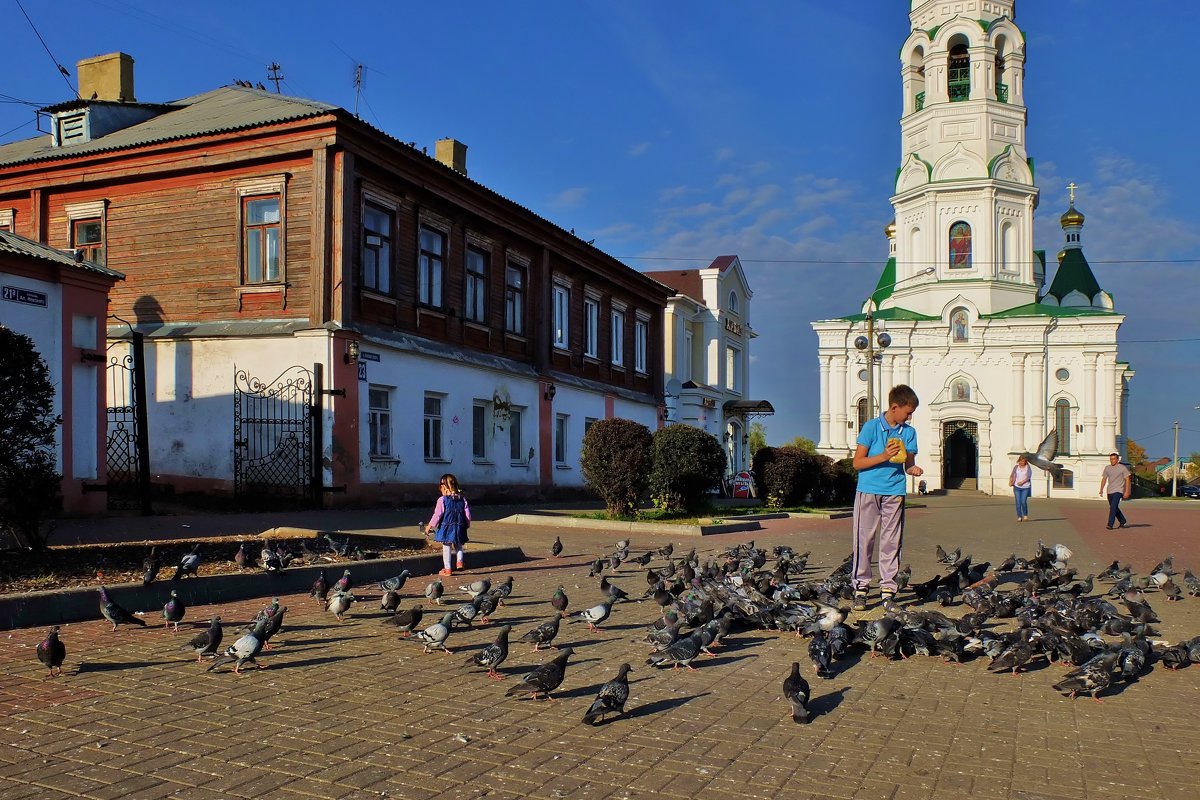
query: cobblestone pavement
[{"left": 2, "top": 495, "right": 1199, "bottom": 800}]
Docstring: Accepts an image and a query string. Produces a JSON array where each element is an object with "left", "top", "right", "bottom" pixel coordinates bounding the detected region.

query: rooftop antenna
[
  {"left": 353, "top": 65, "right": 364, "bottom": 118},
  {"left": 267, "top": 62, "right": 284, "bottom": 93}
]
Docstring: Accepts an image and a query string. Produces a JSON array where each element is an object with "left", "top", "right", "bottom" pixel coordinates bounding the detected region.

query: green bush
[
  {"left": 649, "top": 424, "right": 727, "bottom": 513},
  {"left": 0, "top": 327, "right": 62, "bottom": 550},
  {"left": 580, "top": 418, "right": 653, "bottom": 517},
  {"left": 829, "top": 458, "right": 858, "bottom": 505},
  {"left": 753, "top": 446, "right": 839, "bottom": 509}
]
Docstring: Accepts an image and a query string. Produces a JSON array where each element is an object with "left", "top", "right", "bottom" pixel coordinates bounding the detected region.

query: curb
[
  {"left": 499, "top": 514, "right": 762, "bottom": 537},
  {"left": 0, "top": 545, "right": 527, "bottom": 631}
]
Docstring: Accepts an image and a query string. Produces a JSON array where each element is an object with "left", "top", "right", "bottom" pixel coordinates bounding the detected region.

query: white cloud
[
  {"left": 549, "top": 186, "right": 588, "bottom": 209},
  {"left": 628, "top": 141, "right": 652, "bottom": 157}
]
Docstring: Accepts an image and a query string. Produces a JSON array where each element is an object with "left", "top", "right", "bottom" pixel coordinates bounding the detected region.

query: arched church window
[
  {"left": 909, "top": 46, "right": 926, "bottom": 111},
  {"left": 951, "top": 378, "right": 970, "bottom": 402},
  {"left": 950, "top": 307, "right": 970, "bottom": 342},
  {"left": 857, "top": 397, "right": 869, "bottom": 430},
  {"left": 1001, "top": 222, "right": 1017, "bottom": 271},
  {"left": 1055, "top": 399, "right": 1072, "bottom": 455},
  {"left": 949, "top": 222, "right": 972, "bottom": 268},
  {"left": 728, "top": 290, "right": 739, "bottom": 314},
  {"left": 948, "top": 43, "right": 970, "bottom": 101}
]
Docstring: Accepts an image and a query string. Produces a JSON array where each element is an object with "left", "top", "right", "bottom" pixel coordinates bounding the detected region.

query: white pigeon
[
  {"left": 459, "top": 579, "right": 491, "bottom": 599},
  {"left": 572, "top": 600, "right": 613, "bottom": 631},
  {"left": 326, "top": 591, "right": 355, "bottom": 622},
  {"left": 407, "top": 612, "right": 455, "bottom": 654},
  {"left": 1021, "top": 430, "right": 1064, "bottom": 477}
]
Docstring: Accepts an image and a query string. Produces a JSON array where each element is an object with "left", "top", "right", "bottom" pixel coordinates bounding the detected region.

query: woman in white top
[{"left": 1009, "top": 455, "right": 1033, "bottom": 521}]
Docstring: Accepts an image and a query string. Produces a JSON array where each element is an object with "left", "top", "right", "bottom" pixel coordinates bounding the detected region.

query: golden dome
[
  {"left": 1056, "top": 249, "right": 1066, "bottom": 263},
  {"left": 1060, "top": 204, "right": 1085, "bottom": 228},
  {"left": 884, "top": 220, "right": 897, "bottom": 239}
]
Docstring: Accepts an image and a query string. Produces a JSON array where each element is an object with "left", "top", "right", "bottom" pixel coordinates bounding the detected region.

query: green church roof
[
  {"left": 1045, "top": 247, "right": 1103, "bottom": 303},
  {"left": 841, "top": 306, "right": 940, "bottom": 323},
  {"left": 982, "top": 303, "right": 1118, "bottom": 320},
  {"left": 870, "top": 257, "right": 897, "bottom": 305}
]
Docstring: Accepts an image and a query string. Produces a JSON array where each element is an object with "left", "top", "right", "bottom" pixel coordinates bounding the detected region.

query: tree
[
  {"left": 748, "top": 422, "right": 768, "bottom": 458},
  {"left": 580, "top": 418, "right": 653, "bottom": 517},
  {"left": 1126, "top": 439, "right": 1147, "bottom": 467},
  {"left": 783, "top": 435, "right": 817, "bottom": 454},
  {"left": 648, "top": 424, "right": 727, "bottom": 513},
  {"left": 0, "top": 327, "right": 62, "bottom": 550}
]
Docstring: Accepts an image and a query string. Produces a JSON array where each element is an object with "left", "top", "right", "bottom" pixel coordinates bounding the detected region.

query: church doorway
[{"left": 942, "top": 421, "right": 978, "bottom": 489}]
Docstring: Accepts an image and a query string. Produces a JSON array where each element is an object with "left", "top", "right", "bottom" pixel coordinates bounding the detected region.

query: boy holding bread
[{"left": 850, "top": 384, "right": 923, "bottom": 611}]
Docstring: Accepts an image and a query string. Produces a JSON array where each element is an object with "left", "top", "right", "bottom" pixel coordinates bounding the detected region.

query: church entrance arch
[{"left": 942, "top": 420, "right": 978, "bottom": 489}]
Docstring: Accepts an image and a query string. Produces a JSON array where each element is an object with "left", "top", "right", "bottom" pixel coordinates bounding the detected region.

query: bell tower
[{"left": 887, "top": 0, "right": 1039, "bottom": 316}]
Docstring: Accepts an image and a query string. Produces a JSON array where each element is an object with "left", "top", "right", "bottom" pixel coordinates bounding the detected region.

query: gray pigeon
[
  {"left": 425, "top": 580, "right": 444, "bottom": 604},
  {"left": 572, "top": 600, "right": 613, "bottom": 632},
  {"left": 783, "top": 661, "right": 811, "bottom": 723},
  {"left": 466, "top": 624, "right": 511, "bottom": 679},
  {"left": 1053, "top": 651, "right": 1119, "bottom": 701},
  {"left": 460, "top": 578, "right": 492, "bottom": 598},
  {"left": 36, "top": 626, "right": 66, "bottom": 677},
  {"left": 380, "top": 570, "right": 412, "bottom": 592},
  {"left": 162, "top": 589, "right": 186, "bottom": 633},
  {"left": 180, "top": 616, "right": 223, "bottom": 663},
  {"left": 99, "top": 586, "right": 146, "bottom": 631},
  {"left": 582, "top": 663, "right": 632, "bottom": 725},
  {"left": 505, "top": 647, "right": 573, "bottom": 701},
  {"left": 381, "top": 589, "right": 401, "bottom": 614},
  {"left": 646, "top": 630, "right": 703, "bottom": 671},
  {"left": 407, "top": 612, "right": 455, "bottom": 654},
  {"left": 451, "top": 597, "right": 483, "bottom": 628},
  {"left": 384, "top": 604, "right": 423, "bottom": 637},
  {"left": 172, "top": 544, "right": 202, "bottom": 581},
  {"left": 519, "top": 616, "right": 561, "bottom": 652},
  {"left": 1021, "top": 429, "right": 1064, "bottom": 478},
  {"left": 327, "top": 591, "right": 355, "bottom": 622},
  {"left": 207, "top": 616, "right": 269, "bottom": 674}
]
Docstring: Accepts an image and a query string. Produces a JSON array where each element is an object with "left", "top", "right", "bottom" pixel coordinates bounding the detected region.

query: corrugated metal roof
[
  {"left": 0, "top": 86, "right": 336, "bottom": 167},
  {"left": 0, "top": 230, "right": 124, "bottom": 279}
]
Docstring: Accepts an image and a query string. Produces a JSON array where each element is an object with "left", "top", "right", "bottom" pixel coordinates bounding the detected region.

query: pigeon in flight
[
  {"left": 1021, "top": 429, "right": 1065, "bottom": 477},
  {"left": 37, "top": 626, "right": 66, "bottom": 677},
  {"left": 99, "top": 586, "right": 146, "bottom": 631},
  {"left": 505, "top": 647, "right": 573, "bottom": 701},
  {"left": 582, "top": 663, "right": 632, "bottom": 725}
]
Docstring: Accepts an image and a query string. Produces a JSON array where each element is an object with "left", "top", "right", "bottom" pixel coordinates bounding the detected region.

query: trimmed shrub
[
  {"left": 753, "top": 446, "right": 836, "bottom": 509},
  {"left": 580, "top": 418, "right": 653, "bottom": 517},
  {"left": 829, "top": 458, "right": 858, "bottom": 505},
  {"left": 0, "top": 327, "right": 62, "bottom": 550},
  {"left": 648, "top": 424, "right": 727, "bottom": 513}
]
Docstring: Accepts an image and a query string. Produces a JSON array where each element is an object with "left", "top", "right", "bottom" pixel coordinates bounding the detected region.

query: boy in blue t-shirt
[{"left": 850, "top": 384, "right": 923, "bottom": 611}]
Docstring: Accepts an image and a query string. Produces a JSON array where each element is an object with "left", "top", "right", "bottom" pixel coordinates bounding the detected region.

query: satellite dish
[{"left": 665, "top": 378, "right": 683, "bottom": 397}]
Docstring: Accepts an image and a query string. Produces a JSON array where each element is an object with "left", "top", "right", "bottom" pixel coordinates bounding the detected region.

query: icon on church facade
[
  {"left": 951, "top": 379, "right": 970, "bottom": 402},
  {"left": 951, "top": 308, "right": 969, "bottom": 342},
  {"left": 949, "top": 221, "right": 972, "bottom": 268}
]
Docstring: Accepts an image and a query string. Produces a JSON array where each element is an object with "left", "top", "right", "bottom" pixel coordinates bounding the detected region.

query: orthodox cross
[{"left": 1067, "top": 182, "right": 1077, "bottom": 204}]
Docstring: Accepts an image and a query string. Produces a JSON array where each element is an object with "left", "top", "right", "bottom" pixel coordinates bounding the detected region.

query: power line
[
  {"left": 14, "top": 0, "right": 76, "bottom": 98},
  {"left": 626, "top": 255, "right": 1200, "bottom": 266}
]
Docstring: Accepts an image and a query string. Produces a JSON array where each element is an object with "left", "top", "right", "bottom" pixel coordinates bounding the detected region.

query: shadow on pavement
[
  {"left": 268, "top": 654, "right": 369, "bottom": 671},
  {"left": 625, "top": 692, "right": 710, "bottom": 720},
  {"left": 76, "top": 660, "right": 175, "bottom": 673},
  {"left": 808, "top": 686, "right": 851, "bottom": 719}
]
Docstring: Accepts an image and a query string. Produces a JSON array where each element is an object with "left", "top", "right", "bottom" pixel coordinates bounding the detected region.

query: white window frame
[
  {"left": 423, "top": 392, "right": 445, "bottom": 461},
  {"left": 726, "top": 344, "right": 742, "bottom": 394},
  {"left": 509, "top": 406, "right": 525, "bottom": 465},
  {"left": 634, "top": 317, "right": 649, "bottom": 374},
  {"left": 610, "top": 308, "right": 625, "bottom": 366},
  {"left": 682, "top": 329, "right": 694, "bottom": 382},
  {"left": 553, "top": 284, "right": 570, "bottom": 349},
  {"left": 555, "top": 413, "right": 569, "bottom": 466},
  {"left": 362, "top": 200, "right": 393, "bottom": 294},
  {"left": 583, "top": 296, "right": 599, "bottom": 358},
  {"left": 234, "top": 177, "right": 286, "bottom": 286},
  {"left": 419, "top": 224, "right": 446, "bottom": 307},
  {"left": 65, "top": 200, "right": 108, "bottom": 268},
  {"left": 368, "top": 385, "right": 393, "bottom": 458}
]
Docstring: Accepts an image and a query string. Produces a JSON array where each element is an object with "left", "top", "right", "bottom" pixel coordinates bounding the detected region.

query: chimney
[
  {"left": 435, "top": 138, "right": 468, "bottom": 177},
  {"left": 77, "top": 53, "right": 135, "bottom": 102}
]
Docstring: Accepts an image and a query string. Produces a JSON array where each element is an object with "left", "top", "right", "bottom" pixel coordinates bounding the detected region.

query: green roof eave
[
  {"left": 1046, "top": 248, "right": 1103, "bottom": 302},
  {"left": 870, "top": 257, "right": 897, "bottom": 305},
  {"left": 841, "top": 306, "right": 940, "bottom": 323},
  {"left": 981, "top": 303, "right": 1119, "bottom": 320}
]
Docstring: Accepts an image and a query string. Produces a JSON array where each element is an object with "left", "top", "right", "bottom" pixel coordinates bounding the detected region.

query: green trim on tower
[
  {"left": 871, "top": 258, "right": 897, "bottom": 306},
  {"left": 987, "top": 145, "right": 1013, "bottom": 177},
  {"left": 982, "top": 303, "right": 1117, "bottom": 320},
  {"left": 1027, "top": 157, "right": 1035, "bottom": 180},
  {"left": 926, "top": 24, "right": 942, "bottom": 40},
  {"left": 840, "top": 306, "right": 941, "bottom": 323},
  {"left": 1045, "top": 248, "right": 1103, "bottom": 303}
]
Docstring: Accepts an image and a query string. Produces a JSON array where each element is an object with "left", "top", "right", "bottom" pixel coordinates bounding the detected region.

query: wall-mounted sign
[
  {"left": 724, "top": 318, "right": 742, "bottom": 336},
  {"left": 2, "top": 286, "right": 47, "bottom": 307},
  {"left": 701, "top": 397, "right": 717, "bottom": 409},
  {"left": 360, "top": 351, "right": 381, "bottom": 362},
  {"left": 358, "top": 362, "right": 367, "bottom": 382}
]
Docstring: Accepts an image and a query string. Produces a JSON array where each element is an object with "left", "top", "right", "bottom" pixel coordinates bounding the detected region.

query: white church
[{"left": 812, "top": 0, "right": 1132, "bottom": 498}]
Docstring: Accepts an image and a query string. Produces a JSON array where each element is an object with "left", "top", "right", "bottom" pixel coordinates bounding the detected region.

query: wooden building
[{"left": 0, "top": 53, "right": 669, "bottom": 506}]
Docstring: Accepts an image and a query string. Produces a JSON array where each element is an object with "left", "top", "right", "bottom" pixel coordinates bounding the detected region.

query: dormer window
[{"left": 54, "top": 111, "right": 89, "bottom": 146}]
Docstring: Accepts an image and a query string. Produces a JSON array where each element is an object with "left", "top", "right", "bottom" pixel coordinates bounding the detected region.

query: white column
[
  {"left": 881, "top": 353, "right": 895, "bottom": 400},
  {"left": 832, "top": 355, "right": 848, "bottom": 450},
  {"left": 1010, "top": 351, "right": 1026, "bottom": 451},
  {"left": 818, "top": 355, "right": 832, "bottom": 449},
  {"left": 1028, "top": 353, "right": 1045, "bottom": 438},
  {"left": 1083, "top": 352, "right": 1098, "bottom": 453},
  {"left": 1100, "top": 353, "right": 1117, "bottom": 451},
  {"left": 896, "top": 350, "right": 912, "bottom": 387}
]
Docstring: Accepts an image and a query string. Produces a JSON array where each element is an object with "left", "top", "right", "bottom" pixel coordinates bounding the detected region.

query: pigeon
[
  {"left": 657, "top": 542, "right": 674, "bottom": 559},
  {"left": 261, "top": 544, "right": 286, "bottom": 573},
  {"left": 573, "top": 600, "right": 613, "bottom": 632},
  {"left": 384, "top": 603, "right": 423, "bottom": 636},
  {"left": 783, "top": 662, "right": 811, "bottom": 723},
  {"left": 261, "top": 605, "right": 287, "bottom": 650},
  {"left": 37, "top": 626, "right": 66, "bottom": 677},
  {"left": 490, "top": 576, "right": 514, "bottom": 604},
  {"left": 172, "top": 544, "right": 202, "bottom": 580},
  {"left": 808, "top": 630, "right": 832, "bottom": 677},
  {"left": 466, "top": 625, "right": 511, "bottom": 679},
  {"left": 181, "top": 616, "right": 223, "bottom": 662},
  {"left": 476, "top": 592, "right": 501, "bottom": 624},
  {"left": 333, "top": 569, "right": 353, "bottom": 594},
  {"left": 644, "top": 618, "right": 683, "bottom": 651},
  {"left": 380, "top": 571, "right": 412, "bottom": 592},
  {"left": 988, "top": 637, "right": 1036, "bottom": 676},
  {"left": 327, "top": 591, "right": 355, "bottom": 622},
  {"left": 99, "top": 586, "right": 146, "bottom": 631},
  {"left": 646, "top": 630, "right": 703, "bottom": 671},
  {"left": 460, "top": 578, "right": 491, "bottom": 598},
  {"left": 505, "top": 647, "right": 573, "bottom": 701},
  {"left": 600, "top": 576, "right": 630, "bottom": 603},
  {"left": 551, "top": 586, "right": 569, "bottom": 617},
  {"left": 551, "top": 536, "right": 563, "bottom": 558},
  {"left": 311, "top": 570, "right": 330, "bottom": 605},
  {"left": 207, "top": 616, "right": 269, "bottom": 674},
  {"left": 615, "top": 538, "right": 631, "bottom": 551},
  {"left": 381, "top": 589, "right": 401, "bottom": 614},
  {"left": 451, "top": 597, "right": 483, "bottom": 628},
  {"left": 407, "top": 612, "right": 455, "bottom": 654},
  {"left": 234, "top": 543, "right": 250, "bottom": 571},
  {"left": 935, "top": 545, "right": 961, "bottom": 565},
  {"left": 162, "top": 589, "right": 186, "bottom": 633},
  {"left": 588, "top": 558, "right": 605, "bottom": 577},
  {"left": 142, "top": 546, "right": 162, "bottom": 585},
  {"left": 582, "top": 663, "right": 632, "bottom": 725},
  {"left": 425, "top": 580, "right": 445, "bottom": 605},
  {"left": 519, "top": 616, "right": 561, "bottom": 652},
  {"left": 1021, "top": 429, "right": 1064, "bottom": 477},
  {"left": 1160, "top": 642, "right": 1192, "bottom": 671},
  {"left": 1053, "top": 651, "right": 1119, "bottom": 701}
]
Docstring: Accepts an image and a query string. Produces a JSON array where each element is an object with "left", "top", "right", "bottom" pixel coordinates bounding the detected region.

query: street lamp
[{"left": 854, "top": 267, "right": 935, "bottom": 417}]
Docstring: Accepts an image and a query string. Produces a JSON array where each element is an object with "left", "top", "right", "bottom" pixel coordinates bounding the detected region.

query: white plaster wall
[{"left": 1, "top": 270, "right": 63, "bottom": 470}]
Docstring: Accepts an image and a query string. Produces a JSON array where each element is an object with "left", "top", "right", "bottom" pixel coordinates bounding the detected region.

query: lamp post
[{"left": 854, "top": 267, "right": 935, "bottom": 417}]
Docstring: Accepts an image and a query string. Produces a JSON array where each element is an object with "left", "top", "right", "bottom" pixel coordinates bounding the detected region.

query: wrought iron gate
[
  {"left": 233, "top": 364, "right": 319, "bottom": 504},
  {"left": 104, "top": 333, "right": 151, "bottom": 512}
]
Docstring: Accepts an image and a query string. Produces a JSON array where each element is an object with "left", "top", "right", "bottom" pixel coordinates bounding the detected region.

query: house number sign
[{"left": 2, "top": 286, "right": 48, "bottom": 307}]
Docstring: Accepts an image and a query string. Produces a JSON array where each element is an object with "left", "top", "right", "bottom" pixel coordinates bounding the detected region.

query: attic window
[{"left": 55, "top": 111, "right": 88, "bottom": 146}]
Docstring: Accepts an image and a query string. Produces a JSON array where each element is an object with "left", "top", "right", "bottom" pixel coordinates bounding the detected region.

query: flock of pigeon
[{"left": 33, "top": 532, "right": 1200, "bottom": 726}]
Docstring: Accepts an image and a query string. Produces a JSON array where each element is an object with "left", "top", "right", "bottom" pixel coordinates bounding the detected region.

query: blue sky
[{"left": 4, "top": 0, "right": 1200, "bottom": 461}]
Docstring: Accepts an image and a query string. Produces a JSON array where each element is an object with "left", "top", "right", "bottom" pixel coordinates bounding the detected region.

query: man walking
[{"left": 1099, "top": 452, "right": 1131, "bottom": 530}]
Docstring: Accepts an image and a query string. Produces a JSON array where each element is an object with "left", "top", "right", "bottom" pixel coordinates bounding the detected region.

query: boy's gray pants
[{"left": 852, "top": 491, "right": 905, "bottom": 594}]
